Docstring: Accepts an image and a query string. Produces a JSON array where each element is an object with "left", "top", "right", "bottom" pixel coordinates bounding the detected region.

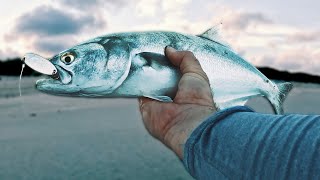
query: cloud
[
  {"left": 14, "top": 6, "right": 106, "bottom": 36},
  {"left": 32, "top": 36, "right": 77, "bottom": 55},
  {"left": 255, "top": 47, "right": 320, "bottom": 75},
  {"left": 278, "top": 60, "right": 303, "bottom": 71},
  {"left": 58, "top": 0, "right": 124, "bottom": 10},
  {"left": 201, "top": 6, "right": 319, "bottom": 75},
  {"left": 59, "top": 0, "right": 100, "bottom": 9},
  {"left": 222, "top": 12, "right": 272, "bottom": 31},
  {"left": 286, "top": 30, "right": 320, "bottom": 43},
  {"left": 135, "top": 0, "right": 158, "bottom": 17},
  {"left": 0, "top": 48, "right": 20, "bottom": 60},
  {"left": 279, "top": 48, "right": 319, "bottom": 67},
  {"left": 258, "top": 55, "right": 276, "bottom": 65},
  {"left": 5, "top": 4, "right": 107, "bottom": 57}
]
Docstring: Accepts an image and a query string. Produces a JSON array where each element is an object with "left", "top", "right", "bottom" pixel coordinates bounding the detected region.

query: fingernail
[
  {"left": 165, "top": 46, "right": 176, "bottom": 57},
  {"left": 166, "top": 46, "right": 176, "bottom": 52}
]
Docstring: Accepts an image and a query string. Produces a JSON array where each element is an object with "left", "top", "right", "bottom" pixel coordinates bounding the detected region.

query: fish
[{"left": 23, "top": 27, "right": 293, "bottom": 114}]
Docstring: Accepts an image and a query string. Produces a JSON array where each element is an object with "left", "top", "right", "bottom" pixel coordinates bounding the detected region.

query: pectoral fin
[
  {"left": 217, "top": 97, "right": 249, "bottom": 110},
  {"left": 144, "top": 95, "right": 173, "bottom": 102},
  {"left": 132, "top": 52, "right": 177, "bottom": 70},
  {"left": 215, "top": 92, "right": 261, "bottom": 110}
]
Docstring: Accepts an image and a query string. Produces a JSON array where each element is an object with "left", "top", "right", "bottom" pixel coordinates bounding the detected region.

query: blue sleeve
[{"left": 183, "top": 106, "right": 320, "bottom": 180}]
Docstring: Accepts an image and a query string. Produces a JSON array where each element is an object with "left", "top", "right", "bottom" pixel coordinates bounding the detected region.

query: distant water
[
  {"left": 247, "top": 82, "right": 320, "bottom": 114},
  {"left": 0, "top": 76, "right": 319, "bottom": 179}
]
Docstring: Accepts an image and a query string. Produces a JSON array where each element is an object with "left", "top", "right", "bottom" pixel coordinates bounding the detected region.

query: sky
[{"left": 0, "top": 0, "right": 319, "bottom": 75}]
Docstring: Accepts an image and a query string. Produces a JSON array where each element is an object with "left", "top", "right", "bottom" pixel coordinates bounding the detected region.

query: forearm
[{"left": 183, "top": 106, "right": 320, "bottom": 179}]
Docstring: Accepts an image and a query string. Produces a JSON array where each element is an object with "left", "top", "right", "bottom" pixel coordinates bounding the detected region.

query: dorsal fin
[{"left": 197, "top": 24, "right": 231, "bottom": 49}]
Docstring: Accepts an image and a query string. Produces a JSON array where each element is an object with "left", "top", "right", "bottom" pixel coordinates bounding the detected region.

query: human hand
[{"left": 139, "top": 47, "right": 217, "bottom": 159}]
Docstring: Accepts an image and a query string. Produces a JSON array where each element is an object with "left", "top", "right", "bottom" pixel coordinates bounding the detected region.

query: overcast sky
[{"left": 0, "top": 0, "right": 319, "bottom": 75}]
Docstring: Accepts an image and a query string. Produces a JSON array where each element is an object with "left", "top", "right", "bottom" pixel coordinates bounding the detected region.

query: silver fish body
[{"left": 31, "top": 28, "right": 292, "bottom": 114}]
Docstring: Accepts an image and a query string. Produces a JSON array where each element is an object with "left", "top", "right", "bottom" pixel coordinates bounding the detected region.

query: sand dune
[{"left": 0, "top": 76, "right": 319, "bottom": 179}]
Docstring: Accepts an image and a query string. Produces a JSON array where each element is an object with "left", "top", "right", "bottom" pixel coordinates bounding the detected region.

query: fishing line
[
  {"left": 19, "top": 63, "right": 27, "bottom": 118},
  {"left": 19, "top": 63, "right": 25, "bottom": 97}
]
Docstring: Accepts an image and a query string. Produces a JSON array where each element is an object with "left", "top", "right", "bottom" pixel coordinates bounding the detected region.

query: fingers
[
  {"left": 138, "top": 97, "right": 154, "bottom": 130},
  {"left": 138, "top": 97, "right": 154, "bottom": 112},
  {"left": 165, "top": 46, "right": 209, "bottom": 83}
]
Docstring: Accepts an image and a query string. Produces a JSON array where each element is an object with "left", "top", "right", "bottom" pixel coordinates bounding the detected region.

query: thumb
[
  {"left": 165, "top": 46, "right": 209, "bottom": 83},
  {"left": 165, "top": 47, "right": 213, "bottom": 106}
]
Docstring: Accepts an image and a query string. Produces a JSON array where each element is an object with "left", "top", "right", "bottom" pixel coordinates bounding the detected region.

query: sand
[{"left": 0, "top": 76, "right": 319, "bottom": 179}]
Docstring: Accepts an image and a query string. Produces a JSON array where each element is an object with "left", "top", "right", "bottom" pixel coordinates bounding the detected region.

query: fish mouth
[{"left": 36, "top": 65, "right": 73, "bottom": 92}]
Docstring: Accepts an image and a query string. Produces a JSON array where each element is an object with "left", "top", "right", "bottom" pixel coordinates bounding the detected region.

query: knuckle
[
  {"left": 184, "top": 51, "right": 195, "bottom": 57},
  {"left": 193, "top": 69, "right": 210, "bottom": 82}
]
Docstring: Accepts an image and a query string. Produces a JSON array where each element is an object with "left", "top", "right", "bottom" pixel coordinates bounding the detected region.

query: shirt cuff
[{"left": 182, "top": 106, "right": 254, "bottom": 176}]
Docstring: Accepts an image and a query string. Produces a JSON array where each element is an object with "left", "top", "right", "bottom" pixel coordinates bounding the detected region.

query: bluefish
[{"left": 23, "top": 27, "right": 293, "bottom": 114}]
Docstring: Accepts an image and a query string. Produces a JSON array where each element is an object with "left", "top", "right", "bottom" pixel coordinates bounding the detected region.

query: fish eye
[{"left": 60, "top": 52, "right": 75, "bottom": 64}]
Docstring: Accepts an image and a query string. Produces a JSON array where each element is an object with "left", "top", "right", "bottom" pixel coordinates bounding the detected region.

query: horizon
[{"left": 0, "top": 0, "right": 319, "bottom": 75}]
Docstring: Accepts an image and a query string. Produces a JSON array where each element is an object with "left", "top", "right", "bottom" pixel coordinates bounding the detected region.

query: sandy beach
[{"left": 0, "top": 76, "right": 319, "bottom": 179}]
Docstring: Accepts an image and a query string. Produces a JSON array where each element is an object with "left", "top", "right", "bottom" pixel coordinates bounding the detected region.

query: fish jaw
[
  {"left": 36, "top": 78, "right": 78, "bottom": 95},
  {"left": 35, "top": 64, "right": 74, "bottom": 94}
]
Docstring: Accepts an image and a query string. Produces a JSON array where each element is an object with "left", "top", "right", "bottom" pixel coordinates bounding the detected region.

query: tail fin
[{"left": 270, "top": 82, "right": 293, "bottom": 114}]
